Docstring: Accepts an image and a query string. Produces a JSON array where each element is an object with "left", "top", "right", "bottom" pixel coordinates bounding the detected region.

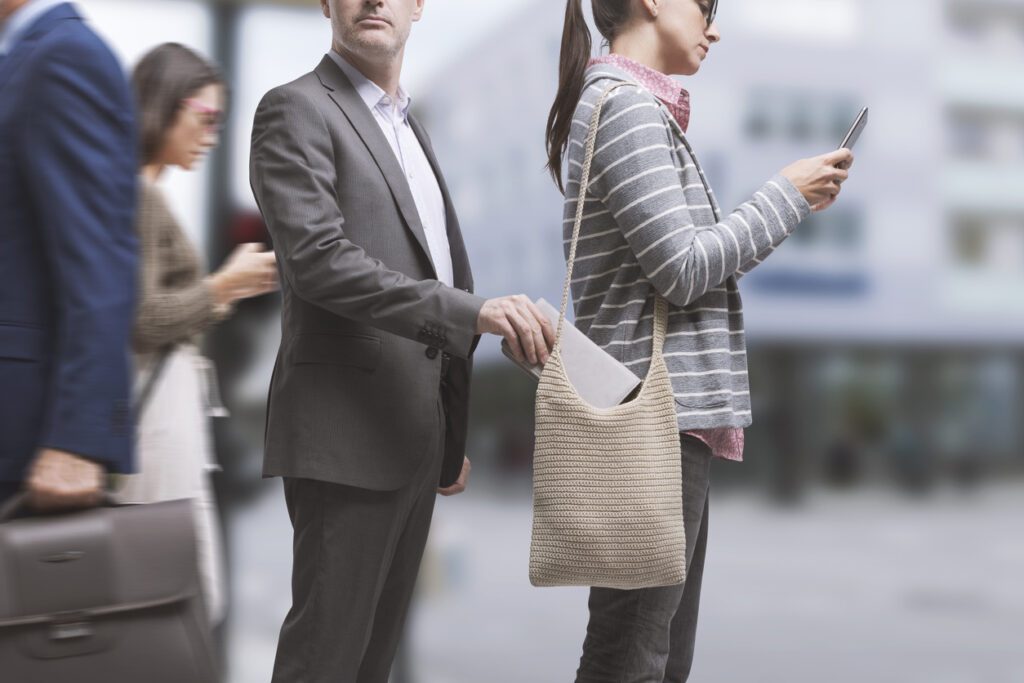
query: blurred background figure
[
  {"left": 0, "top": 0, "right": 136, "bottom": 511},
  {"left": 67, "top": 1, "right": 1024, "bottom": 681},
  {"left": 114, "top": 43, "right": 277, "bottom": 634}
]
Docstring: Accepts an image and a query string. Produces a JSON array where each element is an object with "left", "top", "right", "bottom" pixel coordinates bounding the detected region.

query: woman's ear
[{"left": 639, "top": 0, "right": 660, "bottom": 20}]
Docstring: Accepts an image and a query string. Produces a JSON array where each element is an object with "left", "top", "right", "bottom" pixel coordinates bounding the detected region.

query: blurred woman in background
[
  {"left": 117, "top": 43, "right": 278, "bottom": 626},
  {"left": 545, "top": 1, "right": 854, "bottom": 679}
]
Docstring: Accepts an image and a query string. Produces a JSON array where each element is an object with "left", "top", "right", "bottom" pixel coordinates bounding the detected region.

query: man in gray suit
[{"left": 250, "top": 1, "right": 553, "bottom": 680}]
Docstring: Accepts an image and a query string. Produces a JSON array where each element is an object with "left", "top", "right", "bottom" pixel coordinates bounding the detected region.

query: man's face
[{"left": 321, "top": 0, "right": 424, "bottom": 60}]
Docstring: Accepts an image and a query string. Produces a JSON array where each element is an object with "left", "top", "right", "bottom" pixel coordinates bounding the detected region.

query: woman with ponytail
[{"left": 545, "top": 1, "right": 855, "bottom": 679}]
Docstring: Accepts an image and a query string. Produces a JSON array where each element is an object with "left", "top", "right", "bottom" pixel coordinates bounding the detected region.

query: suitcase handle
[
  {"left": 0, "top": 589, "right": 199, "bottom": 630},
  {"left": 0, "top": 493, "right": 120, "bottom": 523}
]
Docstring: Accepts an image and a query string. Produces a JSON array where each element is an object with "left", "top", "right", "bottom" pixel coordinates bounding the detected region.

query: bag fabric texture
[{"left": 530, "top": 83, "right": 687, "bottom": 590}]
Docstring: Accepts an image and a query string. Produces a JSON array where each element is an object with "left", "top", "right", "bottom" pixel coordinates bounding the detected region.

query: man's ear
[
  {"left": 411, "top": 0, "right": 425, "bottom": 23},
  {"left": 321, "top": 0, "right": 331, "bottom": 19}
]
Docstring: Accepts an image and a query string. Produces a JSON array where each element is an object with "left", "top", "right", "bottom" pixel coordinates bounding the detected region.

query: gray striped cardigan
[{"left": 563, "top": 64, "right": 811, "bottom": 430}]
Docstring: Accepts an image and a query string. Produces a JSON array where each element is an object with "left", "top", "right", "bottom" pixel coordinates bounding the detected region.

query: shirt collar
[
  {"left": 0, "top": 0, "right": 67, "bottom": 57},
  {"left": 327, "top": 49, "right": 411, "bottom": 121},
  {"left": 589, "top": 54, "right": 691, "bottom": 133}
]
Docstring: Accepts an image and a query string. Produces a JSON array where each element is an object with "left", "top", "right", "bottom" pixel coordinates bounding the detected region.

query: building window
[
  {"left": 952, "top": 216, "right": 1024, "bottom": 273},
  {"left": 787, "top": 97, "right": 815, "bottom": 142},
  {"left": 746, "top": 89, "right": 859, "bottom": 146},
  {"left": 947, "top": 107, "right": 1024, "bottom": 162},
  {"left": 789, "top": 208, "right": 863, "bottom": 251},
  {"left": 946, "top": 1, "right": 1024, "bottom": 58},
  {"left": 947, "top": 111, "right": 990, "bottom": 159},
  {"left": 731, "top": 0, "right": 862, "bottom": 44},
  {"left": 830, "top": 102, "right": 859, "bottom": 143},
  {"left": 746, "top": 109, "right": 772, "bottom": 140},
  {"left": 952, "top": 218, "right": 988, "bottom": 267},
  {"left": 947, "top": 8, "right": 989, "bottom": 45}
]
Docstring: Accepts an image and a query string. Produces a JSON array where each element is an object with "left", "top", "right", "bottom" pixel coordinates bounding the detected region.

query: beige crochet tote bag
[{"left": 530, "top": 83, "right": 686, "bottom": 590}]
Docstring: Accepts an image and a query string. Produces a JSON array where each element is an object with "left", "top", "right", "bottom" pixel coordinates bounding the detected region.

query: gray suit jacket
[{"left": 250, "top": 56, "right": 485, "bottom": 491}]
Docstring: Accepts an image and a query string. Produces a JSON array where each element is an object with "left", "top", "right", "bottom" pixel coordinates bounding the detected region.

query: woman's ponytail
[{"left": 545, "top": 0, "right": 593, "bottom": 194}]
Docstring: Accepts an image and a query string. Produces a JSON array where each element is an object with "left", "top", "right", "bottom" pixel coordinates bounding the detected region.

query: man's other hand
[{"left": 438, "top": 457, "right": 471, "bottom": 497}]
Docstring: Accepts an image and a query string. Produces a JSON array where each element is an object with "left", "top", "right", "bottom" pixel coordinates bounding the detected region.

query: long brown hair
[
  {"left": 132, "top": 43, "right": 225, "bottom": 166},
  {"left": 545, "top": 0, "right": 633, "bottom": 194}
]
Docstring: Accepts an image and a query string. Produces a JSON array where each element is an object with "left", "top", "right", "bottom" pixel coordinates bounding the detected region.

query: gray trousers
[
  {"left": 271, "top": 440, "right": 442, "bottom": 683},
  {"left": 576, "top": 435, "right": 713, "bottom": 683}
]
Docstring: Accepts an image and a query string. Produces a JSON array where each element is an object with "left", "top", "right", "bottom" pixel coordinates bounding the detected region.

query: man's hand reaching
[{"left": 477, "top": 295, "right": 555, "bottom": 365}]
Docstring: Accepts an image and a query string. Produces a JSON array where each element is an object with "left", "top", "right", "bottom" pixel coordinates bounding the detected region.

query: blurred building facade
[{"left": 417, "top": 0, "right": 1024, "bottom": 495}]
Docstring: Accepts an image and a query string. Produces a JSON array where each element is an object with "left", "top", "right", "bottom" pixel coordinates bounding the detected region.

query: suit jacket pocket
[{"left": 291, "top": 333, "right": 381, "bottom": 371}]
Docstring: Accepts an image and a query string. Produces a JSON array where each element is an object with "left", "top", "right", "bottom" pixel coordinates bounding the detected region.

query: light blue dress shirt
[
  {"left": 0, "top": 0, "right": 67, "bottom": 56},
  {"left": 327, "top": 50, "right": 454, "bottom": 288}
]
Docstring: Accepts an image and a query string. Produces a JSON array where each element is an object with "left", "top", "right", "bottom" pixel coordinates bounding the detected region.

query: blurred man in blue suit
[{"left": 0, "top": 0, "right": 137, "bottom": 509}]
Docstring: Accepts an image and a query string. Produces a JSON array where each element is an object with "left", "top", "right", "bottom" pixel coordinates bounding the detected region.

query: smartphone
[{"left": 839, "top": 107, "right": 869, "bottom": 150}]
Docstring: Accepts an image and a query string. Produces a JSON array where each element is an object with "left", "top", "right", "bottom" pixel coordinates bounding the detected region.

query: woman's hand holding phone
[
  {"left": 780, "top": 106, "right": 865, "bottom": 212},
  {"left": 780, "top": 148, "right": 855, "bottom": 213}
]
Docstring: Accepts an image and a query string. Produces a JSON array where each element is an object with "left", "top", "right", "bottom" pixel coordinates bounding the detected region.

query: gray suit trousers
[
  {"left": 271, "top": 401, "right": 444, "bottom": 683},
  {"left": 576, "top": 434, "right": 713, "bottom": 683}
]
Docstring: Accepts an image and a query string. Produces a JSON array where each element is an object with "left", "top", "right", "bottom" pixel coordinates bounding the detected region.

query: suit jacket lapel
[
  {"left": 408, "top": 114, "right": 474, "bottom": 293},
  {"left": 0, "top": 3, "right": 77, "bottom": 93},
  {"left": 313, "top": 56, "right": 437, "bottom": 278}
]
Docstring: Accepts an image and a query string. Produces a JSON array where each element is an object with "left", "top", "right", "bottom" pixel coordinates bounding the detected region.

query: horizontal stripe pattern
[{"left": 562, "top": 64, "right": 811, "bottom": 430}]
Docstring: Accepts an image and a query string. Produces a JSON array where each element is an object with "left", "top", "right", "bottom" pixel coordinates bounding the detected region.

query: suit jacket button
[{"left": 425, "top": 347, "right": 439, "bottom": 360}]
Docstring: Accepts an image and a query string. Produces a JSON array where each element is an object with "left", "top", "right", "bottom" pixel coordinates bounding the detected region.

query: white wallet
[{"left": 502, "top": 298, "right": 641, "bottom": 409}]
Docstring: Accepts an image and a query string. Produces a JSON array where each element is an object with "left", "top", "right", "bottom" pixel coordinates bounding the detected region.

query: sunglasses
[{"left": 182, "top": 98, "right": 223, "bottom": 133}]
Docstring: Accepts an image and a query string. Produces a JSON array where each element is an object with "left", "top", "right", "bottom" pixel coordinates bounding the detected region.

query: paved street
[{"left": 227, "top": 479, "right": 1024, "bottom": 682}]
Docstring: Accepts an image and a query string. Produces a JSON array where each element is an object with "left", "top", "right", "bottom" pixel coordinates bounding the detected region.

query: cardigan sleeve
[
  {"left": 733, "top": 175, "right": 811, "bottom": 280},
  {"left": 133, "top": 185, "right": 223, "bottom": 353},
  {"left": 583, "top": 85, "right": 811, "bottom": 306}
]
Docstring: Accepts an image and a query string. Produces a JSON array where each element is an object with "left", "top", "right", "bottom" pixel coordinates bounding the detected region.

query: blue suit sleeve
[{"left": 21, "top": 37, "right": 138, "bottom": 472}]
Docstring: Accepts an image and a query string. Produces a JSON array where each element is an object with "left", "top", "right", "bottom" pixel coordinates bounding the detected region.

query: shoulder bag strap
[{"left": 558, "top": 82, "right": 669, "bottom": 362}]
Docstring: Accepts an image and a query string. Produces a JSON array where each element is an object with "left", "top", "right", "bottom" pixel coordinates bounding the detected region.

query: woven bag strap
[{"left": 558, "top": 82, "right": 668, "bottom": 361}]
